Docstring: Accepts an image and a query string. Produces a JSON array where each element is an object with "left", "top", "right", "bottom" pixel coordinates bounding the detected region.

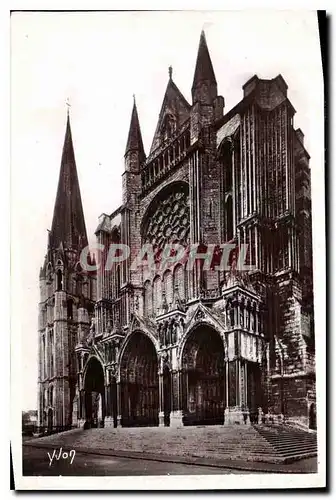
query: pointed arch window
[
  {"left": 42, "top": 335, "right": 46, "bottom": 379},
  {"left": 163, "top": 270, "right": 173, "bottom": 308},
  {"left": 49, "top": 328, "right": 54, "bottom": 377},
  {"left": 225, "top": 195, "right": 234, "bottom": 241},
  {"left": 153, "top": 276, "right": 161, "bottom": 316},
  {"left": 220, "top": 140, "right": 233, "bottom": 193},
  {"left": 144, "top": 280, "right": 152, "bottom": 317},
  {"left": 56, "top": 269, "right": 63, "bottom": 291},
  {"left": 67, "top": 299, "right": 73, "bottom": 320},
  {"left": 224, "top": 160, "right": 232, "bottom": 192},
  {"left": 173, "top": 263, "right": 185, "bottom": 302}
]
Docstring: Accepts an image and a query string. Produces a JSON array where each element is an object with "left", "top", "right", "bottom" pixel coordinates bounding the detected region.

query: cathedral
[{"left": 37, "top": 31, "right": 316, "bottom": 433}]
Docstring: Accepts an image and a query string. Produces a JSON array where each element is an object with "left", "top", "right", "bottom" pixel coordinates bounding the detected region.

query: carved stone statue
[
  {"left": 195, "top": 308, "right": 205, "bottom": 321},
  {"left": 239, "top": 306, "right": 244, "bottom": 328},
  {"left": 250, "top": 310, "right": 255, "bottom": 332},
  {"left": 167, "top": 319, "right": 174, "bottom": 345},
  {"left": 171, "top": 319, "right": 178, "bottom": 344},
  {"left": 163, "top": 321, "right": 169, "bottom": 346},
  {"left": 87, "top": 316, "right": 96, "bottom": 345},
  {"left": 179, "top": 317, "right": 185, "bottom": 338},
  {"left": 161, "top": 292, "right": 168, "bottom": 314},
  {"left": 173, "top": 284, "right": 183, "bottom": 310},
  {"left": 226, "top": 307, "right": 231, "bottom": 327},
  {"left": 157, "top": 322, "right": 163, "bottom": 347}
]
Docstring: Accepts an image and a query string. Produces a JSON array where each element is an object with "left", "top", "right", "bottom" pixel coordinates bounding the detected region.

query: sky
[{"left": 10, "top": 10, "right": 323, "bottom": 411}]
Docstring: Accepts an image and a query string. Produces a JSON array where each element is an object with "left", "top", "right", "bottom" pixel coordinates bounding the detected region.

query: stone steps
[
  {"left": 254, "top": 425, "right": 317, "bottom": 462},
  {"left": 27, "top": 424, "right": 317, "bottom": 464}
]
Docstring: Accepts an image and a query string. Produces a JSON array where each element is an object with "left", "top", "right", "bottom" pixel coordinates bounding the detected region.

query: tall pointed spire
[
  {"left": 124, "top": 97, "right": 145, "bottom": 161},
  {"left": 192, "top": 30, "right": 217, "bottom": 104},
  {"left": 50, "top": 113, "right": 88, "bottom": 251}
]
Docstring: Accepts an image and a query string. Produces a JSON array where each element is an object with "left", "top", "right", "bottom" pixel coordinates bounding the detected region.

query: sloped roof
[
  {"left": 216, "top": 114, "right": 240, "bottom": 147},
  {"left": 149, "top": 77, "right": 191, "bottom": 155}
]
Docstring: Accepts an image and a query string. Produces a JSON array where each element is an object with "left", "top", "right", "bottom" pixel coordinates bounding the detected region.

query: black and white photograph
[{"left": 10, "top": 8, "right": 326, "bottom": 490}]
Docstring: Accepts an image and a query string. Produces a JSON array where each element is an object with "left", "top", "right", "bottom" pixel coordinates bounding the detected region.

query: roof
[
  {"left": 149, "top": 76, "right": 191, "bottom": 155},
  {"left": 216, "top": 114, "right": 241, "bottom": 147}
]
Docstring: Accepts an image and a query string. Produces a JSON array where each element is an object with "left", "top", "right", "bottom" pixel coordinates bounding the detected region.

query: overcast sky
[{"left": 10, "top": 11, "right": 323, "bottom": 410}]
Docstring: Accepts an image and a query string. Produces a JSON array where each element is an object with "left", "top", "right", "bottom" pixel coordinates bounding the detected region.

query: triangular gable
[
  {"left": 89, "top": 343, "right": 105, "bottom": 366},
  {"left": 185, "top": 302, "right": 226, "bottom": 335},
  {"left": 149, "top": 79, "right": 191, "bottom": 155},
  {"left": 129, "top": 312, "right": 158, "bottom": 340},
  {"left": 129, "top": 313, "right": 141, "bottom": 332},
  {"left": 222, "top": 270, "right": 260, "bottom": 299},
  {"left": 53, "top": 241, "right": 67, "bottom": 267}
]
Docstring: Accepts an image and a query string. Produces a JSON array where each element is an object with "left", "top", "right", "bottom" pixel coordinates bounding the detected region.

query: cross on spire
[{"left": 66, "top": 97, "right": 71, "bottom": 116}]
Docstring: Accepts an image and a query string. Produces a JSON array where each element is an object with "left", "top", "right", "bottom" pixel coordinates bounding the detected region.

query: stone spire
[
  {"left": 124, "top": 96, "right": 145, "bottom": 162},
  {"left": 49, "top": 113, "right": 88, "bottom": 251},
  {"left": 192, "top": 30, "right": 218, "bottom": 104}
]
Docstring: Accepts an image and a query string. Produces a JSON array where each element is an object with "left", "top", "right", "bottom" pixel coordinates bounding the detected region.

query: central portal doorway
[
  {"left": 181, "top": 325, "right": 225, "bottom": 426},
  {"left": 120, "top": 332, "right": 159, "bottom": 427}
]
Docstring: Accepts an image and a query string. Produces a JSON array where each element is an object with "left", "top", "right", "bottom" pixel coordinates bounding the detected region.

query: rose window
[{"left": 143, "top": 184, "right": 190, "bottom": 251}]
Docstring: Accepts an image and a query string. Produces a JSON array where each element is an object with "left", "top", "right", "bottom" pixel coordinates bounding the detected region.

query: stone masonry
[{"left": 37, "top": 31, "right": 315, "bottom": 433}]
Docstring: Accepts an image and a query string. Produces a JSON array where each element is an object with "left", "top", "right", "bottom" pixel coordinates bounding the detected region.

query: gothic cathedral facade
[{"left": 38, "top": 31, "right": 316, "bottom": 432}]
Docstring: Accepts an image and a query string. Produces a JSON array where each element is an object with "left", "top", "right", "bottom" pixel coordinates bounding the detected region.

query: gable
[
  {"left": 149, "top": 79, "right": 191, "bottom": 155},
  {"left": 185, "top": 302, "right": 226, "bottom": 335}
]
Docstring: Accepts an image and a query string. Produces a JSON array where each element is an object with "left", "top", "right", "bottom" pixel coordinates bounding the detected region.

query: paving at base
[
  {"left": 23, "top": 446, "right": 257, "bottom": 476},
  {"left": 24, "top": 426, "right": 317, "bottom": 474}
]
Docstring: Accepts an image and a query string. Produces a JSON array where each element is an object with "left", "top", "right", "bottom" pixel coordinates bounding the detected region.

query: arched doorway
[
  {"left": 120, "top": 332, "right": 159, "bottom": 427},
  {"left": 181, "top": 325, "right": 225, "bottom": 426},
  {"left": 84, "top": 357, "right": 105, "bottom": 428}
]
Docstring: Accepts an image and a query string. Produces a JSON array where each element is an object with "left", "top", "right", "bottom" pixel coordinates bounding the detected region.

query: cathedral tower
[
  {"left": 37, "top": 112, "right": 95, "bottom": 432},
  {"left": 37, "top": 30, "right": 315, "bottom": 433}
]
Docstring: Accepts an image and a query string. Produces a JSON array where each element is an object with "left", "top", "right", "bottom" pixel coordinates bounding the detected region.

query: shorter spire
[
  {"left": 192, "top": 29, "right": 217, "bottom": 92},
  {"left": 125, "top": 97, "right": 145, "bottom": 160}
]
